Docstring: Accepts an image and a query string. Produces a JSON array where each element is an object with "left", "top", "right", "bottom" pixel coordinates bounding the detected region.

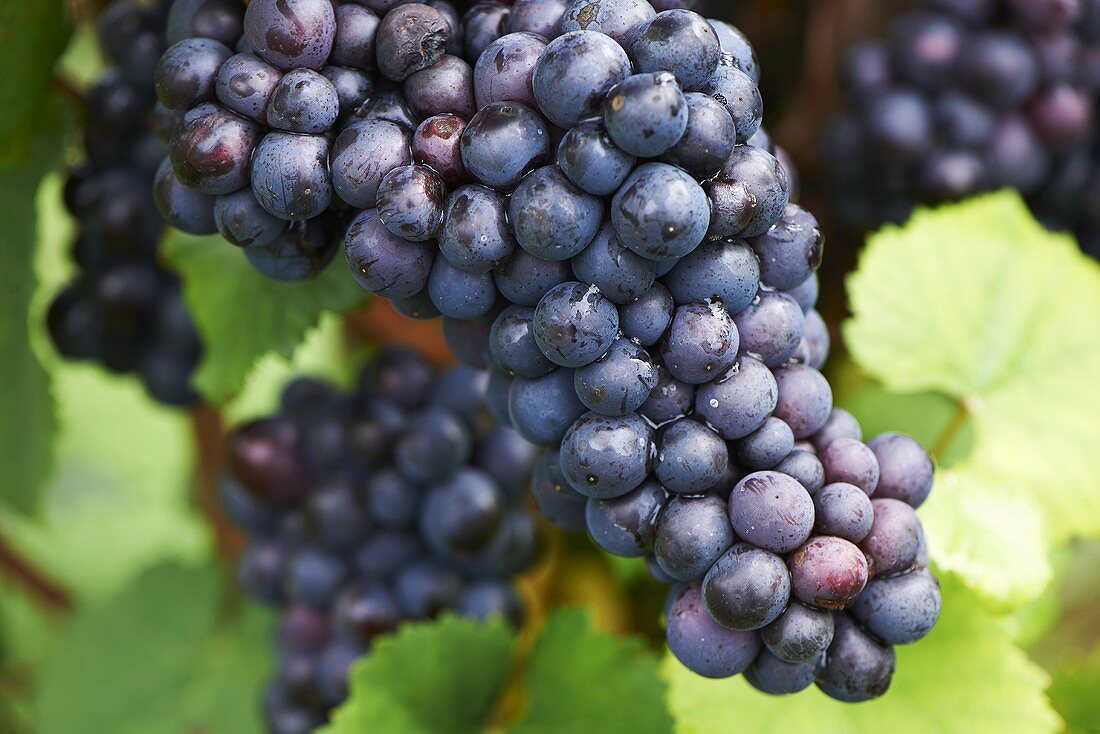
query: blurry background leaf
[
  {"left": 35, "top": 563, "right": 271, "bottom": 734},
  {"left": 0, "top": 1, "right": 69, "bottom": 163},
  {"left": 323, "top": 614, "right": 515, "bottom": 734},
  {"left": 664, "top": 575, "right": 1060, "bottom": 734},
  {"left": 165, "top": 232, "right": 367, "bottom": 405},
  {"left": 0, "top": 364, "right": 207, "bottom": 603}
]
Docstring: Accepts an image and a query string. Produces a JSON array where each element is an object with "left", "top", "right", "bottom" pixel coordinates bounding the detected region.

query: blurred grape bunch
[
  {"left": 825, "top": 0, "right": 1100, "bottom": 258},
  {"left": 48, "top": 0, "right": 204, "bottom": 406},
  {"left": 221, "top": 348, "right": 541, "bottom": 732}
]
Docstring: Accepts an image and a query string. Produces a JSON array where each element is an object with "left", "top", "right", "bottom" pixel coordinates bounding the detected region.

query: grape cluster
[
  {"left": 324, "top": 0, "right": 940, "bottom": 702},
  {"left": 48, "top": 0, "right": 203, "bottom": 406},
  {"left": 222, "top": 348, "right": 540, "bottom": 733},
  {"left": 826, "top": 0, "right": 1100, "bottom": 258}
]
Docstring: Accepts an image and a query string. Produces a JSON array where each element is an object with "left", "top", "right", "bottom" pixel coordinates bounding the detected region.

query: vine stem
[
  {"left": 0, "top": 535, "right": 73, "bottom": 614},
  {"left": 931, "top": 397, "right": 971, "bottom": 460},
  {"left": 189, "top": 403, "right": 244, "bottom": 564}
]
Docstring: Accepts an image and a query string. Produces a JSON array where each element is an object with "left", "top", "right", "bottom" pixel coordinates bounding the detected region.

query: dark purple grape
[
  {"left": 762, "top": 602, "right": 834, "bottom": 663},
  {"left": 728, "top": 471, "right": 813, "bottom": 554},
  {"left": 701, "top": 65, "right": 762, "bottom": 143},
  {"left": 532, "top": 281, "right": 619, "bottom": 368},
  {"left": 746, "top": 650, "right": 820, "bottom": 695},
  {"left": 662, "top": 239, "right": 759, "bottom": 315},
  {"left": 531, "top": 449, "right": 588, "bottom": 530},
  {"left": 813, "top": 482, "right": 874, "bottom": 544},
  {"left": 505, "top": 0, "right": 568, "bottom": 39},
  {"left": 788, "top": 536, "right": 869, "bottom": 610},
  {"left": 412, "top": 114, "right": 470, "bottom": 187},
  {"left": 363, "top": 468, "right": 420, "bottom": 529},
  {"left": 215, "top": 188, "right": 287, "bottom": 247},
  {"left": 774, "top": 450, "right": 825, "bottom": 495},
  {"left": 284, "top": 547, "right": 348, "bottom": 607},
  {"left": 243, "top": 0, "right": 336, "bottom": 71},
  {"left": 251, "top": 132, "right": 332, "bottom": 220},
  {"left": 394, "top": 559, "right": 464, "bottom": 618},
  {"left": 815, "top": 614, "right": 895, "bottom": 702},
  {"left": 654, "top": 418, "right": 729, "bottom": 494},
  {"left": 860, "top": 498, "right": 923, "bottom": 577},
  {"left": 666, "top": 583, "right": 761, "bottom": 678},
  {"left": 489, "top": 305, "right": 556, "bottom": 378},
  {"left": 820, "top": 438, "right": 880, "bottom": 496},
  {"left": 463, "top": 2, "right": 512, "bottom": 63},
  {"left": 332, "top": 4, "right": 380, "bottom": 70},
  {"left": 215, "top": 52, "right": 282, "bottom": 124},
  {"left": 473, "top": 425, "right": 541, "bottom": 498},
  {"left": 153, "top": 157, "right": 217, "bottom": 234},
  {"left": 653, "top": 494, "right": 735, "bottom": 581},
  {"left": 749, "top": 204, "right": 824, "bottom": 291},
  {"left": 867, "top": 433, "right": 934, "bottom": 508},
  {"left": 852, "top": 569, "right": 941, "bottom": 646},
  {"left": 612, "top": 162, "right": 710, "bottom": 262},
  {"left": 709, "top": 19, "right": 759, "bottom": 81},
  {"left": 319, "top": 68, "right": 372, "bottom": 122},
  {"left": 862, "top": 90, "right": 933, "bottom": 159},
  {"left": 571, "top": 221, "right": 656, "bottom": 305},
  {"left": 171, "top": 103, "right": 261, "bottom": 195},
  {"left": 395, "top": 407, "right": 474, "bottom": 482},
  {"left": 702, "top": 543, "right": 791, "bottom": 631},
  {"left": 473, "top": 32, "right": 546, "bottom": 109},
  {"left": 619, "top": 283, "right": 674, "bottom": 347},
  {"left": 961, "top": 32, "right": 1040, "bottom": 108},
  {"left": 375, "top": 3, "right": 452, "bottom": 81},
  {"left": 638, "top": 365, "right": 692, "bottom": 426},
  {"left": 458, "top": 580, "right": 522, "bottom": 624},
  {"left": 421, "top": 468, "right": 505, "bottom": 555},
  {"left": 661, "top": 301, "right": 739, "bottom": 384},
  {"left": 888, "top": 11, "right": 964, "bottom": 89},
  {"left": 603, "top": 72, "right": 689, "bottom": 158},
  {"left": 493, "top": 248, "right": 572, "bottom": 307},
  {"left": 446, "top": 317, "right": 493, "bottom": 368},
  {"left": 986, "top": 116, "right": 1050, "bottom": 194},
  {"left": 707, "top": 145, "right": 790, "bottom": 238},
  {"left": 439, "top": 184, "right": 516, "bottom": 272},
  {"left": 772, "top": 364, "right": 833, "bottom": 440},
  {"left": 427, "top": 258, "right": 498, "bottom": 319},
  {"left": 266, "top": 68, "right": 340, "bottom": 133},
  {"left": 631, "top": 9, "right": 720, "bottom": 91},
  {"left": 405, "top": 54, "right": 477, "bottom": 120},
  {"left": 245, "top": 217, "right": 338, "bottom": 281},
  {"left": 510, "top": 166, "right": 604, "bottom": 261},
  {"left": 573, "top": 338, "right": 658, "bottom": 416},
  {"left": 559, "top": 412, "right": 654, "bottom": 499},
  {"left": 786, "top": 273, "right": 819, "bottom": 314},
  {"left": 466, "top": 509, "right": 538, "bottom": 576},
  {"left": 659, "top": 93, "right": 736, "bottom": 179},
  {"left": 532, "top": 30, "right": 632, "bottom": 128},
  {"left": 345, "top": 209, "right": 435, "bottom": 298},
  {"left": 460, "top": 102, "right": 550, "bottom": 190},
  {"left": 560, "top": 0, "right": 654, "bottom": 44},
  {"left": 167, "top": 0, "right": 245, "bottom": 47},
  {"left": 694, "top": 355, "right": 776, "bottom": 439},
  {"left": 155, "top": 38, "right": 232, "bottom": 110},
  {"left": 557, "top": 119, "right": 636, "bottom": 197},
  {"left": 935, "top": 92, "right": 996, "bottom": 149},
  {"left": 334, "top": 584, "right": 400, "bottom": 643},
  {"left": 376, "top": 164, "right": 446, "bottom": 242},
  {"left": 735, "top": 417, "right": 794, "bottom": 470},
  {"left": 350, "top": 90, "right": 421, "bottom": 129},
  {"left": 1026, "top": 83, "right": 1094, "bottom": 149},
  {"left": 810, "top": 408, "right": 862, "bottom": 452},
  {"left": 732, "top": 291, "right": 804, "bottom": 368},
  {"left": 332, "top": 119, "right": 413, "bottom": 208},
  {"left": 239, "top": 539, "right": 287, "bottom": 604},
  {"left": 585, "top": 478, "right": 667, "bottom": 557},
  {"left": 508, "top": 368, "right": 586, "bottom": 446}
]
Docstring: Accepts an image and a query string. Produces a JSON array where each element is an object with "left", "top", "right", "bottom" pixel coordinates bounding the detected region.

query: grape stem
[
  {"left": 931, "top": 397, "right": 972, "bottom": 460},
  {"left": 0, "top": 534, "right": 72, "bottom": 614},
  {"left": 189, "top": 403, "right": 244, "bottom": 564}
]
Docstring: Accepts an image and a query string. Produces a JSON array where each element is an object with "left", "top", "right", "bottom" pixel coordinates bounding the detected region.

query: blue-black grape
[
  {"left": 532, "top": 281, "right": 620, "bottom": 368},
  {"left": 694, "top": 355, "right": 777, "bottom": 439},
  {"left": 820, "top": 437, "right": 881, "bottom": 496},
  {"left": 531, "top": 449, "right": 588, "bottom": 531},
  {"left": 266, "top": 69, "right": 340, "bottom": 133},
  {"left": 859, "top": 498, "right": 923, "bottom": 577},
  {"left": 214, "top": 188, "right": 286, "bottom": 247},
  {"left": 867, "top": 433, "right": 935, "bottom": 508},
  {"left": 557, "top": 119, "right": 637, "bottom": 197},
  {"left": 653, "top": 494, "right": 735, "bottom": 582},
  {"left": 573, "top": 338, "right": 658, "bottom": 416},
  {"left": 559, "top": 411, "right": 655, "bottom": 499},
  {"left": 612, "top": 162, "right": 711, "bottom": 262},
  {"left": 654, "top": 417, "right": 728, "bottom": 494},
  {"left": 376, "top": 164, "right": 446, "bottom": 242},
  {"left": 659, "top": 93, "right": 737, "bottom": 179},
  {"left": 155, "top": 38, "right": 232, "bottom": 110},
  {"left": 404, "top": 54, "right": 477, "bottom": 120},
  {"left": 243, "top": 0, "right": 336, "bottom": 71},
  {"left": 585, "top": 478, "right": 667, "bottom": 556},
  {"left": 728, "top": 471, "right": 814, "bottom": 554},
  {"left": 734, "top": 417, "right": 795, "bottom": 470},
  {"left": 762, "top": 601, "right": 834, "bottom": 663},
  {"left": 506, "top": 0, "right": 568, "bottom": 39},
  {"left": 474, "top": 32, "right": 546, "bottom": 109},
  {"left": 560, "top": 0, "right": 655, "bottom": 44},
  {"left": 815, "top": 614, "right": 896, "bottom": 702},
  {"left": 570, "top": 221, "right": 656, "bottom": 305},
  {"left": 661, "top": 301, "right": 739, "bottom": 385},
  {"left": 489, "top": 305, "right": 557, "bottom": 378},
  {"left": 508, "top": 368, "right": 587, "bottom": 446},
  {"left": 618, "top": 283, "right": 674, "bottom": 347},
  {"left": 745, "top": 649, "right": 820, "bottom": 695},
  {"left": 813, "top": 482, "right": 874, "bottom": 544},
  {"left": 639, "top": 365, "right": 694, "bottom": 426},
  {"left": 251, "top": 131, "right": 332, "bottom": 220},
  {"left": 532, "top": 30, "right": 632, "bottom": 127},
  {"left": 602, "top": 72, "right": 689, "bottom": 157},
  {"left": 702, "top": 543, "right": 791, "bottom": 631},
  {"left": 509, "top": 165, "right": 604, "bottom": 261},
  {"left": 666, "top": 583, "right": 762, "bottom": 678},
  {"left": 851, "top": 569, "right": 941, "bottom": 645},
  {"left": 332, "top": 119, "right": 413, "bottom": 209},
  {"left": 345, "top": 210, "right": 435, "bottom": 298}
]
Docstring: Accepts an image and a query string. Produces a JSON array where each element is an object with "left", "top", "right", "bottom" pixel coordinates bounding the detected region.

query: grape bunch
[
  {"left": 48, "top": 0, "right": 203, "bottom": 406},
  {"left": 329, "top": 0, "right": 942, "bottom": 701},
  {"left": 222, "top": 348, "right": 540, "bottom": 733},
  {"left": 825, "top": 0, "right": 1100, "bottom": 258}
]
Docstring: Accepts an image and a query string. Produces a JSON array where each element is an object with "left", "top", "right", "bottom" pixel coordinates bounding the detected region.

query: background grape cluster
[
  {"left": 222, "top": 348, "right": 540, "bottom": 733},
  {"left": 825, "top": 0, "right": 1100, "bottom": 258},
  {"left": 48, "top": 0, "right": 203, "bottom": 406}
]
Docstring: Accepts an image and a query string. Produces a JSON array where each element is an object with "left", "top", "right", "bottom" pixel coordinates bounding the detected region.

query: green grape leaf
[
  {"left": 920, "top": 465, "right": 1052, "bottom": 607},
  {"left": 0, "top": 1, "right": 69, "bottom": 163},
  {"left": 513, "top": 608, "right": 673, "bottom": 734},
  {"left": 0, "top": 130, "right": 68, "bottom": 516},
  {"left": 322, "top": 614, "right": 516, "bottom": 734},
  {"left": 1049, "top": 646, "right": 1100, "bottom": 734},
  {"left": 665, "top": 575, "right": 1060, "bottom": 734},
  {"left": 844, "top": 192, "right": 1100, "bottom": 561},
  {"left": 35, "top": 564, "right": 272, "bottom": 734},
  {"left": 165, "top": 232, "right": 366, "bottom": 404},
  {"left": 0, "top": 366, "right": 207, "bottom": 603}
]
